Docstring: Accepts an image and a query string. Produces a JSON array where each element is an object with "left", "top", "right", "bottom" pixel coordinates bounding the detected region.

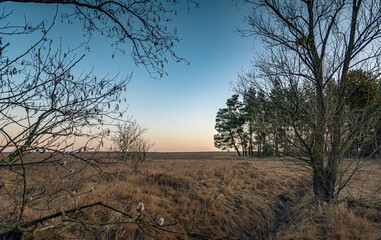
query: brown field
[{"left": 0, "top": 152, "right": 380, "bottom": 239}]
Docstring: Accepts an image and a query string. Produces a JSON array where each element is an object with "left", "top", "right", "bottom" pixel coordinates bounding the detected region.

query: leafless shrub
[{"left": 112, "top": 121, "right": 154, "bottom": 173}]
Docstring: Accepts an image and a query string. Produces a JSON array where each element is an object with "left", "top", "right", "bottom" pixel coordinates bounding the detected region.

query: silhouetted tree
[
  {"left": 0, "top": 1, "right": 193, "bottom": 238},
  {"left": 214, "top": 95, "right": 246, "bottom": 156},
  {"left": 238, "top": 0, "right": 381, "bottom": 203},
  {"left": 241, "top": 88, "right": 275, "bottom": 157}
]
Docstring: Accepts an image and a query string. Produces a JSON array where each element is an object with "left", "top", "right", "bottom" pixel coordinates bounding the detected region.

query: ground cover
[{"left": 0, "top": 152, "right": 379, "bottom": 239}]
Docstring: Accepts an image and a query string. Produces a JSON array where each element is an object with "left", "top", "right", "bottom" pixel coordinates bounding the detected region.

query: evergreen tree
[{"left": 214, "top": 95, "right": 246, "bottom": 156}]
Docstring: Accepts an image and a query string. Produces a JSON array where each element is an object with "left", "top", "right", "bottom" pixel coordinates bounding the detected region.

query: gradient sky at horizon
[
  {"left": 4, "top": 1, "right": 256, "bottom": 152},
  {"left": 124, "top": 1, "right": 256, "bottom": 151}
]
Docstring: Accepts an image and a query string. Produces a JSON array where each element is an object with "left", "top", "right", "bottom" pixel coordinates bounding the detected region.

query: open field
[{"left": 0, "top": 152, "right": 380, "bottom": 239}]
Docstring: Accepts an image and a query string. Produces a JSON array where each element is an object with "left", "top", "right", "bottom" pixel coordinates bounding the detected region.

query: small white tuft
[
  {"left": 137, "top": 202, "right": 144, "bottom": 212},
  {"left": 68, "top": 169, "right": 75, "bottom": 174},
  {"left": 157, "top": 217, "right": 164, "bottom": 226},
  {"left": 61, "top": 161, "right": 66, "bottom": 166}
]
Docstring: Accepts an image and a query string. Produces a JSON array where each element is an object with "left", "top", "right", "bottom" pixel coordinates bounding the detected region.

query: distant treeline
[{"left": 215, "top": 70, "right": 381, "bottom": 158}]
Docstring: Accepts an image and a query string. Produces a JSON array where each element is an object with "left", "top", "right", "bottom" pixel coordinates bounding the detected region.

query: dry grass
[
  {"left": 275, "top": 158, "right": 381, "bottom": 240},
  {"left": 0, "top": 153, "right": 380, "bottom": 239}
]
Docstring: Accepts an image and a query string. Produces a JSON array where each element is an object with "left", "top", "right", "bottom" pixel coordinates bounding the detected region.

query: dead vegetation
[
  {"left": 0, "top": 153, "right": 380, "bottom": 239},
  {"left": 275, "top": 158, "right": 381, "bottom": 240}
]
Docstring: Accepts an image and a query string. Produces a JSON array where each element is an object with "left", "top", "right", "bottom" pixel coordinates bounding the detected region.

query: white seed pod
[
  {"left": 68, "top": 169, "right": 75, "bottom": 174},
  {"left": 136, "top": 202, "right": 144, "bottom": 212},
  {"left": 61, "top": 161, "right": 66, "bottom": 166},
  {"left": 157, "top": 217, "right": 164, "bottom": 226}
]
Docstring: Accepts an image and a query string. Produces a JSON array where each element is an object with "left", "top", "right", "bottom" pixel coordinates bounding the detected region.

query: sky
[
  {"left": 124, "top": 2, "right": 255, "bottom": 152},
  {"left": 3, "top": 1, "right": 256, "bottom": 152}
]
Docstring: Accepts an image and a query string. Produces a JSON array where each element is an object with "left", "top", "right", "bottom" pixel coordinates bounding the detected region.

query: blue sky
[
  {"left": 124, "top": 1, "right": 255, "bottom": 151},
  {"left": 4, "top": 1, "right": 256, "bottom": 151}
]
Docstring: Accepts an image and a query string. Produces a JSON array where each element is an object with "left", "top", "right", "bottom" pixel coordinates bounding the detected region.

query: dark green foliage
[
  {"left": 344, "top": 70, "right": 381, "bottom": 157},
  {"left": 215, "top": 91, "right": 281, "bottom": 157},
  {"left": 261, "top": 144, "right": 273, "bottom": 157},
  {"left": 345, "top": 70, "right": 380, "bottom": 110},
  {"left": 214, "top": 95, "right": 246, "bottom": 156},
  {"left": 219, "top": 70, "right": 381, "bottom": 160}
]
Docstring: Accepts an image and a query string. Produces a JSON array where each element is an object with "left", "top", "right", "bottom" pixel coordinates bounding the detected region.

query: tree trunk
[
  {"left": 257, "top": 130, "right": 261, "bottom": 156},
  {"left": 274, "top": 130, "right": 279, "bottom": 157},
  {"left": 230, "top": 132, "right": 241, "bottom": 156},
  {"left": 249, "top": 135, "right": 254, "bottom": 157},
  {"left": 313, "top": 166, "right": 335, "bottom": 203},
  {"left": 234, "top": 144, "right": 241, "bottom": 156},
  {"left": 313, "top": 170, "right": 328, "bottom": 203},
  {"left": 313, "top": 76, "right": 330, "bottom": 203}
]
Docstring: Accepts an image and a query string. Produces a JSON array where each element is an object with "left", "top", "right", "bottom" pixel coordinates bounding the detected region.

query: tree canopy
[
  {"left": 0, "top": 1, "right": 189, "bottom": 238},
  {"left": 236, "top": 0, "right": 381, "bottom": 203}
]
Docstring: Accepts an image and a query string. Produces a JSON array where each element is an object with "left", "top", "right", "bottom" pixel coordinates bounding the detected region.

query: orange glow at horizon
[
  {"left": 145, "top": 129, "right": 217, "bottom": 152},
  {"left": 149, "top": 137, "right": 216, "bottom": 152}
]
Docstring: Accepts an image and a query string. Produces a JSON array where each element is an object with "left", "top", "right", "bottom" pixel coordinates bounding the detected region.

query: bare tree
[
  {"left": 0, "top": 1, "right": 192, "bottom": 238},
  {"left": 238, "top": 0, "right": 381, "bottom": 203},
  {"left": 129, "top": 137, "right": 154, "bottom": 172},
  {"left": 0, "top": 0, "right": 188, "bottom": 78},
  {"left": 111, "top": 121, "right": 153, "bottom": 172}
]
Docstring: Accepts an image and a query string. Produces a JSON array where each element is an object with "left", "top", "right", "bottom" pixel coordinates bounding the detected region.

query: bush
[{"left": 111, "top": 121, "right": 153, "bottom": 172}]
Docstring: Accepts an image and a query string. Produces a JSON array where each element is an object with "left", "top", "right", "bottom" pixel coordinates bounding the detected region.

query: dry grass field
[{"left": 0, "top": 152, "right": 380, "bottom": 239}]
